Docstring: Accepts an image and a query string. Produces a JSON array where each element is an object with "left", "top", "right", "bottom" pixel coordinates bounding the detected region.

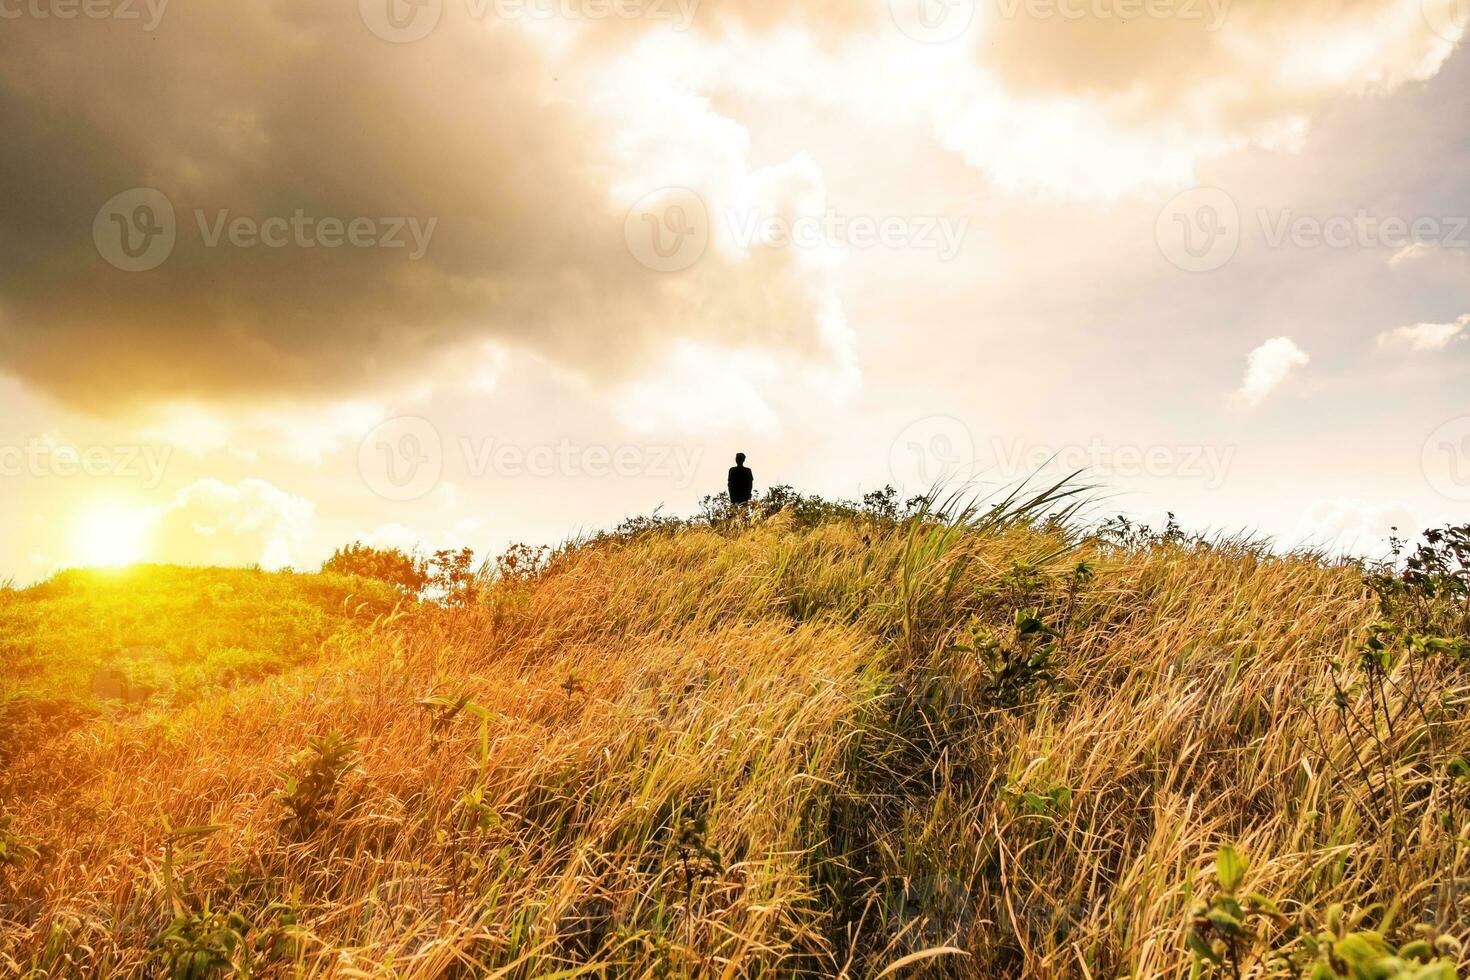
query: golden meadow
[{"left": 3, "top": 487, "right": 1468, "bottom": 978}]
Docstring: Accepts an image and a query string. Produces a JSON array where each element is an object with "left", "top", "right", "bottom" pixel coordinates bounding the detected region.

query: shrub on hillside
[{"left": 321, "top": 543, "right": 428, "bottom": 593}]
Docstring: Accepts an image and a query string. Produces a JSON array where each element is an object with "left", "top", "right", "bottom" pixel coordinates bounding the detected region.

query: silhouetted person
[{"left": 728, "top": 453, "right": 753, "bottom": 504}]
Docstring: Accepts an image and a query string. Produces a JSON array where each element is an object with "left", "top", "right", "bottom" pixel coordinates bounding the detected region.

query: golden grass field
[{"left": 2, "top": 493, "right": 1468, "bottom": 978}]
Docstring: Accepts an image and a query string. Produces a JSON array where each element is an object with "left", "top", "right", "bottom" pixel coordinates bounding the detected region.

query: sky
[{"left": 1, "top": 0, "right": 1468, "bottom": 581}]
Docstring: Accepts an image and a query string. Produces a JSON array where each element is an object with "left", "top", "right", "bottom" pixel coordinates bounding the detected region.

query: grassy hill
[
  {"left": 0, "top": 565, "right": 404, "bottom": 752},
  {"left": 1, "top": 494, "right": 1467, "bottom": 978}
]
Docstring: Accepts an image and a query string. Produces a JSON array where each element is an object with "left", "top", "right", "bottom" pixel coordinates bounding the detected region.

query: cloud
[
  {"left": 0, "top": 5, "right": 851, "bottom": 410},
  {"left": 1291, "top": 497, "right": 1415, "bottom": 557},
  {"left": 0, "top": 0, "right": 1458, "bottom": 411},
  {"left": 148, "top": 478, "right": 314, "bottom": 569},
  {"left": 1236, "top": 337, "right": 1309, "bottom": 407},
  {"left": 1377, "top": 315, "right": 1470, "bottom": 352},
  {"left": 680, "top": 0, "right": 1462, "bottom": 200}
]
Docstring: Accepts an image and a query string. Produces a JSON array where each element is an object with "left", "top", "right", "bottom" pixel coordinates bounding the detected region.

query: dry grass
[{"left": 1, "top": 504, "right": 1466, "bottom": 978}]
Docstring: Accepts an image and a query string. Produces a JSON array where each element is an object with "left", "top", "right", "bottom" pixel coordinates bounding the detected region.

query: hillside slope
[
  {"left": 2, "top": 504, "right": 1467, "bottom": 977},
  {"left": 0, "top": 565, "right": 402, "bottom": 754}
]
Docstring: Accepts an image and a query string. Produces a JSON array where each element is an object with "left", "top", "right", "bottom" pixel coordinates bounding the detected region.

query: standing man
[{"left": 728, "top": 452, "right": 754, "bottom": 504}]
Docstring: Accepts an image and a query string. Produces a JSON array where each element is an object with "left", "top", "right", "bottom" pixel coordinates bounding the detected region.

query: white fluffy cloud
[
  {"left": 148, "top": 478, "right": 314, "bottom": 570},
  {"left": 1292, "top": 497, "right": 1416, "bottom": 557},
  {"left": 1377, "top": 315, "right": 1470, "bottom": 352},
  {"left": 1237, "top": 337, "right": 1310, "bottom": 407}
]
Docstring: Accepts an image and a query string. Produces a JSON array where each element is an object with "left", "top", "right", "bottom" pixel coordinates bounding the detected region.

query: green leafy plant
[
  {"left": 321, "top": 542, "right": 428, "bottom": 593},
  {"left": 1189, "top": 846, "right": 1462, "bottom": 980},
  {"left": 1004, "top": 777, "right": 1073, "bottom": 816},
  {"left": 1278, "top": 903, "right": 1460, "bottom": 980},
  {"left": 954, "top": 608, "right": 1061, "bottom": 708},
  {"left": 427, "top": 547, "right": 480, "bottom": 606},
  {"left": 0, "top": 812, "right": 38, "bottom": 870},
  {"left": 1188, "top": 845, "right": 1286, "bottom": 979},
  {"left": 153, "top": 900, "right": 300, "bottom": 979},
  {"left": 275, "top": 731, "right": 360, "bottom": 836}
]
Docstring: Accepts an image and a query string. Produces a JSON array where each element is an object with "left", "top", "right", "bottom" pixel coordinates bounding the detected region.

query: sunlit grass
[{"left": 1, "top": 498, "right": 1466, "bottom": 977}]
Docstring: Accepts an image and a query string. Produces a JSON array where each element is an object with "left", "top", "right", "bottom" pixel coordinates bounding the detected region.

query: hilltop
[{"left": 1, "top": 492, "right": 1467, "bottom": 978}]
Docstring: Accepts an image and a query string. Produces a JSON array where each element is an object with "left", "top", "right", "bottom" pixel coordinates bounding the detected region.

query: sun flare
[{"left": 73, "top": 503, "right": 152, "bottom": 568}]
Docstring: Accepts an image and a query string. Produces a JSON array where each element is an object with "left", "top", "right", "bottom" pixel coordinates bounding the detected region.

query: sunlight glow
[{"left": 73, "top": 504, "right": 152, "bottom": 568}]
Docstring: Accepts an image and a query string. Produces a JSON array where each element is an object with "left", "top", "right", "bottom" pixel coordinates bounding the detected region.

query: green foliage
[
  {"left": 492, "top": 542, "right": 549, "bottom": 584},
  {"left": 275, "top": 732, "right": 360, "bottom": 836},
  {"left": 1369, "top": 526, "right": 1470, "bottom": 641},
  {"left": 1189, "top": 845, "right": 1288, "bottom": 978},
  {"left": 426, "top": 547, "right": 479, "bottom": 605},
  {"left": 321, "top": 542, "right": 427, "bottom": 592},
  {"left": 1004, "top": 777, "right": 1073, "bottom": 816},
  {"left": 0, "top": 565, "right": 400, "bottom": 752},
  {"left": 1190, "top": 846, "right": 1462, "bottom": 980},
  {"left": 1281, "top": 905, "right": 1460, "bottom": 980},
  {"left": 152, "top": 901, "right": 300, "bottom": 979},
  {"left": 953, "top": 608, "right": 1061, "bottom": 708},
  {"left": 0, "top": 812, "right": 39, "bottom": 870}
]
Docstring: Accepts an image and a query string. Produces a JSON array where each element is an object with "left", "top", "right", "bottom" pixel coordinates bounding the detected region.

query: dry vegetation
[{"left": 2, "top": 489, "right": 1468, "bottom": 978}]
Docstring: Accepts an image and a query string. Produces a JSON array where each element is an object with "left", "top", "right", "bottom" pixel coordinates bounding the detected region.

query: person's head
[{"left": 735, "top": 452, "right": 746, "bottom": 465}]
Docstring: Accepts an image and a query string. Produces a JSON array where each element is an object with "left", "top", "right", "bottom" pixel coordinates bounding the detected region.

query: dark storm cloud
[{"left": 0, "top": 1, "right": 848, "bottom": 409}]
